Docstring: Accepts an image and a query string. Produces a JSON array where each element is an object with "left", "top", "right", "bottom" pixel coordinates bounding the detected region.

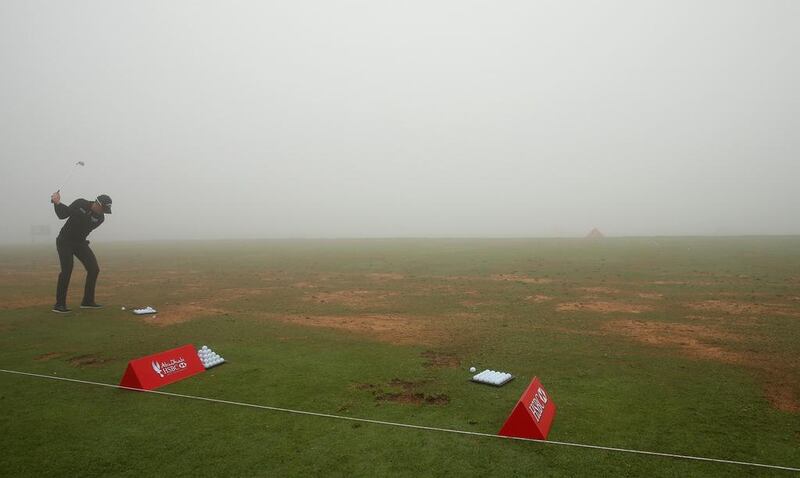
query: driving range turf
[{"left": 1, "top": 237, "right": 799, "bottom": 476}]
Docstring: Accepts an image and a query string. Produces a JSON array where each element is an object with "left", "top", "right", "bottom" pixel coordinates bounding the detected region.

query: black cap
[{"left": 96, "top": 194, "right": 112, "bottom": 214}]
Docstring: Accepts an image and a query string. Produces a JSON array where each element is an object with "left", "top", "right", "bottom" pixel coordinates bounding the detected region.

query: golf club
[
  {"left": 57, "top": 161, "right": 85, "bottom": 193},
  {"left": 52, "top": 161, "right": 85, "bottom": 202}
]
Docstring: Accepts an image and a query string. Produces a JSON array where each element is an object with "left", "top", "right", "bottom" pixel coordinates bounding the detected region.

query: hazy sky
[{"left": 1, "top": 1, "right": 798, "bottom": 243}]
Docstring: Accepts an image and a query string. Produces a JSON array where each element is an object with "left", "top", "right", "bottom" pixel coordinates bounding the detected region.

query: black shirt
[{"left": 54, "top": 199, "right": 105, "bottom": 243}]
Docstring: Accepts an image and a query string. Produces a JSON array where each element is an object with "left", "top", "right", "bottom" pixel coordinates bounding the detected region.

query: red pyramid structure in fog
[{"left": 586, "top": 228, "right": 605, "bottom": 238}]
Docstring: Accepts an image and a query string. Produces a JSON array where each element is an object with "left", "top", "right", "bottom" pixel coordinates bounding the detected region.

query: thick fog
[{"left": 1, "top": 1, "right": 798, "bottom": 244}]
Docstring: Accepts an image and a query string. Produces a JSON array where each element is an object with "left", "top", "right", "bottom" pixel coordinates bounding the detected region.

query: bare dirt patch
[
  {"left": 577, "top": 287, "right": 622, "bottom": 295},
  {"left": 0, "top": 297, "right": 51, "bottom": 310},
  {"left": 686, "top": 300, "right": 799, "bottom": 317},
  {"left": 421, "top": 351, "right": 460, "bottom": 369},
  {"left": 437, "top": 275, "right": 481, "bottom": 282},
  {"left": 525, "top": 295, "right": 553, "bottom": 303},
  {"left": 272, "top": 314, "right": 442, "bottom": 345},
  {"left": 35, "top": 352, "right": 63, "bottom": 361},
  {"left": 142, "top": 304, "right": 226, "bottom": 326},
  {"left": 137, "top": 288, "right": 269, "bottom": 326},
  {"left": 461, "top": 299, "right": 496, "bottom": 308},
  {"left": 104, "top": 276, "right": 173, "bottom": 288},
  {"left": 604, "top": 320, "right": 742, "bottom": 361},
  {"left": 217, "top": 288, "right": 272, "bottom": 302},
  {"left": 426, "top": 284, "right": 461, "bottom": 295},
  {"left": 491, "top": 274, "right": 553, "bottom": 284},
  {"left": 291, "top": 282, "right": 318, "bottom": 289},
  {"left": 651, "top": 280, "right": 715, "bottom": 286},
  {"left": 367, "top": 273, "right": 405, "bottom": 281},
  {"left": 683, "top": 315, "right": 761, "bottom": 326},
  {"left": 305, "top": 290, "right": 398, "bottom": 308},
  {"left": 540, "top": 325, "right": 605, "bottom": 337},
  {"left": 0, "top": 270, "right": 55, "bottom": 287},
  {"left": 763, "top": 384, "right": 800, "bottom": 414},
  {"left": 557, "top": 301, "right": 653, "bottom": 314},
  {"left": 68, "top": 354, "right": 109, "bottom": 367},
  {"left": 604, "top": 319, "right": 800, "bottom": 413}
]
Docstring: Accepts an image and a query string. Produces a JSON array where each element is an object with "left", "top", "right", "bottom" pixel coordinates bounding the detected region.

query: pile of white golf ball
[
  {"left": 198, "top": 345, "right": 225, "bottom": 369},
  {"left": 472, "top": 369, "right": 513, "bottom": 386}
]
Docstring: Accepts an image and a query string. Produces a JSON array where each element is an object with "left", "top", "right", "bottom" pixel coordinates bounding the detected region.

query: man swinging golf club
[{"left": 50, "top": 191, "right": 112, "bottom": 313}]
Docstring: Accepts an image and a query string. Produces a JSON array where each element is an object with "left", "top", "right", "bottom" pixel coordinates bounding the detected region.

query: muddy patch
[
  {"left": 557, "top": 301, "right": 653, "bottom": 314},
  {"left": 68, "top": 354, "right": 110, "bottom": 367},
  {"left": 358, "top": 379, "right": 450, "bottom": 406},
  {"left": 35, "top": 352, "right": 63, "bottom": 362},
  {"left": 421, "top": 351, "right": 460, "bottom": 369}
]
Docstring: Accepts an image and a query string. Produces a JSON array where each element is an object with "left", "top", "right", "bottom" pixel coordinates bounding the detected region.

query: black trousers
[{"left": 55, "top": 238, "right": 100, "bottom": 306}]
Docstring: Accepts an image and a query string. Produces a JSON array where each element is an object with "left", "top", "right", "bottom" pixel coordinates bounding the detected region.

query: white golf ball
[
  {"left": 121, "top": 306, "right": 126, "bottom": 310},
  {"left": 469, "top": 367, "right": 477, "bottom": 373}
]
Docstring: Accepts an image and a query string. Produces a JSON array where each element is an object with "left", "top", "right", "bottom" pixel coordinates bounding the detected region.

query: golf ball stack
[
  {"left": 132, "top": 306, "right": 157, "bottom": 315},
  {"left": 472, "top": 369, "right": 513, "bottom": 386},
  {"left": 197, "top": 345, "right": 226, "bottom": 369}
]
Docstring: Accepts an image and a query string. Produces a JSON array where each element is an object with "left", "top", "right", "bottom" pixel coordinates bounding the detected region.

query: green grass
[{"left": 1, "top": 237, "right": 799, "bottom": 476}]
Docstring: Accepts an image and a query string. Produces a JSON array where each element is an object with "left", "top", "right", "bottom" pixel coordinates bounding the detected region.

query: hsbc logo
[
  {"left": 151, "top": 357, "right": 188, "bottom": 379},
  {"left": 528, "top": 387, "right": 549, "bottom": 422}
]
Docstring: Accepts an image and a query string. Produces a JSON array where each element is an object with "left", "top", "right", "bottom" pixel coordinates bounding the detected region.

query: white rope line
[{"left": 2, "top": 368, "right": 798, "bottom": 473}]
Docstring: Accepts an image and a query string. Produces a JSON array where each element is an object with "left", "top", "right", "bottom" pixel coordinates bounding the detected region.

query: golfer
[{"left": 50, "top": 191, "right": 112, "bottom": 313}]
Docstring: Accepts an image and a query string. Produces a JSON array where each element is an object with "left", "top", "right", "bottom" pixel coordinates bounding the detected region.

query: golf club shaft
[
  {"left": 52, "top": 168, "right": 72, "bottom": 203},
  {"left": 54, "top": 162, "right": 84, "bottom": 200},
  {"left": 58, "top": 168, "right": 77, "bottom": 192}
]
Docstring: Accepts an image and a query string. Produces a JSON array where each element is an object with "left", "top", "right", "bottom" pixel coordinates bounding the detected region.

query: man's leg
[
  {"left": 55, "top": 239, "right": 74, "bottom": 309},
  {"left": 74, "top": 241, "right": 100, "bottom": 306}
]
